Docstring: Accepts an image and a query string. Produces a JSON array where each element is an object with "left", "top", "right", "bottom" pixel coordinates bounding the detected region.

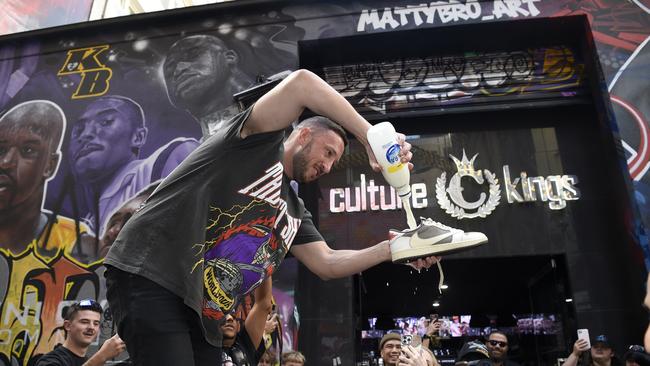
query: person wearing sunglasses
[
  {"left": 35, "top": 299, "right": 126, "bottom": 366},
  {"left": 486, "top": 331, "right": 520, "bottom": 366}
]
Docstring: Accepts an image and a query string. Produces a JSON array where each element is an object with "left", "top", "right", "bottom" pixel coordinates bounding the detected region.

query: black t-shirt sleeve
[
  {"left": 223, "top": 105, "right": 255, "bottom": 142},
  {"left": 292, "top": 208, "right": 324, "bottom": 246},
  {"left": 219, "top": 104, "right": 287, "bottom": 153},
  {"left": 237, "top": 326, "right": 261, "bottom": 365},
  {"left": 255, "top": 340, "right": 266, "bottom": 362},
  {"left": 34, "top": 348, "right": 69, "bottom": 366},
  {"left": 34, "top": 354, "right": 64, "bottom": 366}
]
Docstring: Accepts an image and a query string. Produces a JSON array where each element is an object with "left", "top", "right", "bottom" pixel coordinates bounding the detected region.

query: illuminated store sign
[
  {"left": 328, "top": 150, "right": 580, "bottom": 219},
  {"left": 329, "top": 175, "right": 429, "bottom": 213}
]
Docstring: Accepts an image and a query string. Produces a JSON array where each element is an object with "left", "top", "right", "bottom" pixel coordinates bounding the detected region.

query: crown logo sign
[
  {"left": 436, "top": 150, "right": 501, "bottom": 219},
  {"left": 450, "top": 150, "right": 482, "bottom": 179}
]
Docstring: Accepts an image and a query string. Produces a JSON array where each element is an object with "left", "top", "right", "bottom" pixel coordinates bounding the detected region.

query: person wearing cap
[
  {"left": 562, "top": 334, "right": 623, "bottom": 366},
  {"left": 380, "top": 333, "right": 403, "bottom": 366},
  {"left": 35, "top": 300, "right": 126, "bottom": 366},
  {"left": 623, "top": 345, "right": 650, "bottom": 366},
  {"left": 378, "top": 333, "right": 429, "bottom": 366},
  {"left": 455, "top": 341, "right": 492, "bottom": 366},
  {"left": 486, "top": 331, "right": 520, "bottom": 366}
]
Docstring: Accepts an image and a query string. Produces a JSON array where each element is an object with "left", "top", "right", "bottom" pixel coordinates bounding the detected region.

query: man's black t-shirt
[
  {"left": 35, "top": 345, "right": 86, "bottom": 366},
  {"left": 105, "top": 107, "right": 324, "bottom": 347},
  {"left": 222, "top": 327, "right": 260, "bottom": 366}
]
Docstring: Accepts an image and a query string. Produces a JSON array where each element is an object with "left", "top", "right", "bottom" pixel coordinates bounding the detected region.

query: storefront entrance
[
  {"left": 296, "top": 15, "right": 646, "bottom": 366},
  {"left": 359, "top": 255, "right": 572, "bottom": 365}
]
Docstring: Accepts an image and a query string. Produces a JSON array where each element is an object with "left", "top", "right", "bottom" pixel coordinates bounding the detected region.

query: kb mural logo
[
  {"left": 57, "top": 45, "right": 113, "bottom": 99},
  {"left": 436, "top": 150, "right": 580, "bottom": 219}
]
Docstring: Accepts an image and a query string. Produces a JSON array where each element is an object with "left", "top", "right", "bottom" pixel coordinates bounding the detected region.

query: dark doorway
[{"left": 357, "top": 255, "right": 573, "bottom": 365}]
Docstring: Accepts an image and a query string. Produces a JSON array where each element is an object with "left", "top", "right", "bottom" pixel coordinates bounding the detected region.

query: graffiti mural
[
  {"left": 0, "top": 0, "right": 648, "bottom": 364},
  {"left": 0, "top": 6, "right": 301, "bottom": 364},
  {"left": 323, "top": 47, "right": 583, "bottom": 114}
]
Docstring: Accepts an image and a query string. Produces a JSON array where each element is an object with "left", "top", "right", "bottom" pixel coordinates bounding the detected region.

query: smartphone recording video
[{"left": 401, "top": 334, "right": 413, "bottom": 347}]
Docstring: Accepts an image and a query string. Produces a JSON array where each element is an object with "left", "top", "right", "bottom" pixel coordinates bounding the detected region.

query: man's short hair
[
  {"left": 164, "top": 34, "right": 230, "bottom": 78},
  {"left": 168, "top": 34, "right": 228, "bottom": 58},
  {"left": 63, "top": 299, "right": 103, "bottom": 322},
  {"left": 297, "top": 116, "right": 349, "bottom": 148},
  {"left": 260, "top": 349, "right": 277, "bottom": 363},
  {"left": 0, "top": 100, "right": 66, "bottom": 154},
  {"left": 282, "top": 351, "right": 306, "bottom": 364},
  {"left": 95, "top": 95, "right": 146, "bottom": 129},
  {"left": 487, "top": 330, "right": 508, "bottom": 341}
]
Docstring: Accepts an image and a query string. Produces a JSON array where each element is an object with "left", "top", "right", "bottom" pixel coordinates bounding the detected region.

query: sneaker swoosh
[{"left": 410, "top": 231, "right": 453, "bottom": 247}]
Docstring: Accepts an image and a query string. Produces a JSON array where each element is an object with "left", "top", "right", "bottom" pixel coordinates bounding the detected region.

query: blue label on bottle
[{"left": 386, "top": 144, "right": 400, "bottom": 164}]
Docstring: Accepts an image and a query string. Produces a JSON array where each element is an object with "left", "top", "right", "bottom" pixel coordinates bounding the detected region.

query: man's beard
[
  {"left": 490, "top": 352, "right": 506, "bottom": 362},
  {"left": 292, "top": 142, "right": 313, "bottom": 183}
]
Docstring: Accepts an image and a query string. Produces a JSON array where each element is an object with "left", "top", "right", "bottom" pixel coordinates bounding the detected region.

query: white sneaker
[{"left": 389, "top": 217, "right": 487, "bottom": 263}]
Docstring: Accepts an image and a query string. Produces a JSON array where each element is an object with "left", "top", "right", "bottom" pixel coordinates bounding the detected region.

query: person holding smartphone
[
  {"left": 423, "top": 316, "right": 442, "bottom": 350},
  {"left": 562, "top": 334, "right": 623, "bottom": 366},
  {"left": 399, "top": 346, "right": 429, "bottom": 366}
]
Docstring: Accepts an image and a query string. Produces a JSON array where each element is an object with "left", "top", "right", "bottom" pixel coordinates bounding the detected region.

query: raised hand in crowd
[
  {"left": 86, "top": 334, "right": 126, "bottom": 366},
  {"left": 562, "top": 339, "right": 591, "bottom": 366},
  {"left": 399, "top": 345, "right": 428, "bottom": 366},
  {"left": 264, "top": 312, "right": 279, "bottom": 336},
  {"left": 423, "top": 318, "right": 442, "bottom": 349}
]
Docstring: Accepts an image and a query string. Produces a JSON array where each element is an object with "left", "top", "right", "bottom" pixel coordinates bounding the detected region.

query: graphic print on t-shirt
[
  {"left": 222, "top": 350, "right": 235, "bottom": 366},
  {"left": 200, "top": 162, "right": 301, "bottom": 320}
]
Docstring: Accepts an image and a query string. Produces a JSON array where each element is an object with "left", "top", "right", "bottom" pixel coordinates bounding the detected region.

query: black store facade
[{"left": 295, "top": 16, "right": 647, "bottom": 366}]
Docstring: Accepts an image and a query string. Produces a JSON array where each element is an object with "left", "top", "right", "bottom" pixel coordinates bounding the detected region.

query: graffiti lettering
[
  {"left": 57, "top": 45, "right": 113, "bottom": 99},
  {"left": 357, "top": 0, "right": 541, "bottom": 31},
  {"left": 491, "top": 0, "right": 541, "bottom": 19},
  {"left": 323, "top": 47, "right": 582, "bottom": 114},
  {"left": 0, "top": 248, "right": 102, "bottom": 365}
]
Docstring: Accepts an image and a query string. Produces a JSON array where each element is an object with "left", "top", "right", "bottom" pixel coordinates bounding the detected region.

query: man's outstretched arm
[
  {"left": 290, "top": 240, "right": 438, "bottom": 280},
  {"left": 242, "top": 70, "right": 370, "bottom": 146}
]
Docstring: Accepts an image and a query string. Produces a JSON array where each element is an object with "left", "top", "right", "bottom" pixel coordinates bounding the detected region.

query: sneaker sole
[{"left": 392, "top": 238, "right": 488, "bottom": 264}]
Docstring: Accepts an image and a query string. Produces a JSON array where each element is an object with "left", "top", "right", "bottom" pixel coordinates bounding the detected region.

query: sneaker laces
[
  {"left": 421, "top": 217, "right": 455, "bottom": 232},
  {"left": 436, "top": 260, "right": 444, "bottom": 294}
]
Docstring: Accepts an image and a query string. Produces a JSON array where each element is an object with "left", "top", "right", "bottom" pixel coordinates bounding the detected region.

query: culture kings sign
[{"left": 327, "top": 150, "right": 580, "bottom": 219}]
